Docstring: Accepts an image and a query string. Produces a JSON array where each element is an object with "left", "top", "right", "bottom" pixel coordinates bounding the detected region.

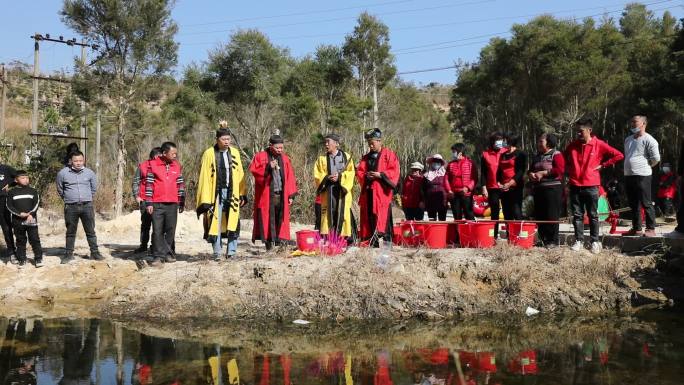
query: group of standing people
[
  {"left": 0, "top": 113, "right": 676, "bottom": 265},
  {"left": 399, "top": 114, "right": 664, "bottom": 254}
]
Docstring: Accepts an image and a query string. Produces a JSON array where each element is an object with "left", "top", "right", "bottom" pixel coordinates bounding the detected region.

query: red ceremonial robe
[
  {"left": 249, "top": 150, "right": 298, "bottom": 242},
  {"left": 357, "top": 147, "right": 400, "bottom": 239}
]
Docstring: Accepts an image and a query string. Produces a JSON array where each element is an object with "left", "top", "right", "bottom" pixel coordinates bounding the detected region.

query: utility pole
[
  {"left": 31, "top": 33, "right": 40, "bottom": 134},
  {"left": 0, "top": 65, "right": 7, "bottom": 137},
  {"left": 95, "top": 110, "right": 101, "bottom": 177},
  {"left": 80, "top": 41, "right": 87, "bottom": 157}
]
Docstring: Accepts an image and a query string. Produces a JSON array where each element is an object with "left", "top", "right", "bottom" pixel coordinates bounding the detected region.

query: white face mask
[
  {"left": 663, "top": 167, "right": 671, "bottom": 173},
  {"left": 430, "top": 163, "right": 441, "bottom": 171},
  {"left": 494, "top": 140, "right": 504, "bottom": 149},
  {"left": 452, "top": 151, "right": 460, "bottom": 159},
  {"left": 630, "top": 126, "right": 640, "bottom": 134}
]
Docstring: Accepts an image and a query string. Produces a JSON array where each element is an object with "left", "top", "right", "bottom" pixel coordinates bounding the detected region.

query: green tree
[
  {"left": 343, "top": 12, "right": 396, "bottom": 129},
  {"left": 203, "top": 29, "right": 290, "bottom": 156},
  {"left": 61, "top": 0, "right": 179, "bottom": 217}
]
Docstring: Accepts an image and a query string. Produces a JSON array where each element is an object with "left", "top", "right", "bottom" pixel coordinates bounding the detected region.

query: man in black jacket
[
  {"left": 6, "top": 170, "right": 42, "bottom": 267},
  {"left": 0, "top": 161, "right": 17, "bottom": 262}
]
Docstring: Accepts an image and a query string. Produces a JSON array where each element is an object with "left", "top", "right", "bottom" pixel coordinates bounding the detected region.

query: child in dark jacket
[{"left": 6, "top": 170, "right": 43, "bottom": 267}]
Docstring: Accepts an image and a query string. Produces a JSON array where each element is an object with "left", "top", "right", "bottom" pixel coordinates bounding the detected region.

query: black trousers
[
  {"left": 12, "top": 221, "right": 42, "bottom": 261},
  {"left": 625, "top": 175, "right": 656, "bottom": 230},
  {"left": 658, "top": 197, "right": 675, "bottom": 217},
  {"left": 403, "top": 207, "right": 424, "bottom": 221},
  {"left": 64, "top": 202, "right": 99, "bottom": 255},
  {"left": 488, "top": 188, "right": 502, "bottom": 238},
  {"left": 533, "top": 185, "right": 562, "bottom": 246},
  {"left": 0, "top": 197, "right": 15, "bottom": 256},
  {"left": 501, "top": 187, "right": 523, "bottom": 220},
  {"left": 151, "top": 203, "right": 177, "bottom": 258},
  {"left": 426, "top": 208, "right": 447, "bottom": 221},
  {"left": 451, "top": 194, "right": 474, "bottom": 220},
  {"left": 676, "top": 179, "right": 684, "bottom": 232},
  {"left": 139, "top": 203, "right": 153, "bottom": 249},
  {"left": 570, "top": 186, "right": 599, "bottom": 242},
  {"left": 314, "top": 202, "right": 322, "bottom": 230}
]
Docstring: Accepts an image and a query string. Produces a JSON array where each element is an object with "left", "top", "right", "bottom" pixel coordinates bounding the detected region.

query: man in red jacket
[
  {"left": 357, "top": 128, "right": 400, "bottom": 246},
  {"left": 249, "top": 134, "right": 298, "bottom": 250},
  {"left": 564, "top": 118, "right": 624, "bottom": 254},
  {"left": 445, "top": 143, "right": 476, "bottom": 220},
  {"left": 145, "top": 142, "right": 185, "bottom": 265},
  {"left": 132, "top": 147, "right": 161, "bottom": 254},
  {"left": 657, "top": 162, "right": 676, "bottom": 217}
]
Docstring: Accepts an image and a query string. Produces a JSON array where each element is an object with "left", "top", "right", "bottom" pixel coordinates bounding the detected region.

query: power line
[
  {"left": 393, "top": 3, "right": 678, "bottom": 55},
  {"left": 192, "top": 0, "right": 674, "bottom": 43},
  {"left": 182, "top": 0, "right": 418, "bottom": 27},
  {"left": 178, "top": 0, "right": 496, "bottom": 37},
  {"left": 397, "top": 30, "right": 679, "bottom": 76}
]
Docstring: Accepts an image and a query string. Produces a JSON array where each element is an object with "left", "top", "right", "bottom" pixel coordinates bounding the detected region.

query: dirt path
[{"left": 0, "top": 211, "right": 672, "bottom": 321}]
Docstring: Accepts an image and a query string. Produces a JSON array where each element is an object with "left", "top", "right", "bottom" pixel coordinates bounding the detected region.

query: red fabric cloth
[
  {"left": 280, "top": 355, "right": 292, "bottom": 385},
  {"left": 374, "top": 354, "right": 394, "bottom": 385},
  {"left": 658, "top": 172, "right": 677, "bottom": 199},
  {"left": 249, "top": 150, "right": 298, "bottom": 241},
  {"left": 357, "top": 148, "right": 400, "bottom": 238},
  {"left": 401, "top": 175, "right": 424, "bottom": 208},
  {"left": 482, "top": 148, "right": 506, "bottom": 189},
  {"left": 137, "top": 160, "right": 151, "bottom": 200},
  {"left": 563, "top": 137, "right": 624, "bottom": 187},
  {"left": 498, "top": 155, "right": 516, "bottom": 184},
  {"left": 145, "top": 157, "right": 184, "bottom": 203},
  {"left": 445, "top": 157, "right": 476, "bottom": 196}
]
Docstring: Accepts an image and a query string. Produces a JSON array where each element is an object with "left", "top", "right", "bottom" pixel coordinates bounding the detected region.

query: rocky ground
[{"left": 0, "top": 211, "right": 676, "bottom": 322}]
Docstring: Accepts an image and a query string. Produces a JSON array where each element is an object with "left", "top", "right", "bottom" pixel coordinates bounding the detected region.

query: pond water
[{"left": 1, "top": 310, "right": 683, "bottom": 385}]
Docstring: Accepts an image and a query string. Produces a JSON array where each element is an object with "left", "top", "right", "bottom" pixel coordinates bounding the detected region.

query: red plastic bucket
[
  {"left": 458, "top": 222, "right": 495, "bottom": 248},
  {"left": 447, "top": 222, "right": 460, "bottom": 245},
  {"left": 296, "top": 230, "right": 319, "bottom": 252},
  {"left": 400, "top": 221, "right": 424, "bottom": 247},
  {"left": 392, "top": 225, "right": 404, "bottom": 246},
  {"left": 422, "top": 223, "right": 448, "bottom": 249},
  {"left": 507, "top": 221, "right": 537, "bottom": 249}
]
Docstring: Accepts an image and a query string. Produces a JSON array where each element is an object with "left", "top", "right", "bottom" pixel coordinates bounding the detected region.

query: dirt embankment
[{"left": 0, "top": 211, "right": 673, "bottom": 321}]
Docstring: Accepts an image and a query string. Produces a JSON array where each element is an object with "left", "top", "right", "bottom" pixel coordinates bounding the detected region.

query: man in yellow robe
[
  {"left": 314, "top": 133, "right": 356, "bottom": 240},
  {"left": 196, "top": 123, "right": 247, "bottom": 260}
]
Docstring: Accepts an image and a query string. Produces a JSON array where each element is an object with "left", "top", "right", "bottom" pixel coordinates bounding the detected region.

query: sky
[{"left": 1, "top": 0, "right": 682, "bottom": 85}]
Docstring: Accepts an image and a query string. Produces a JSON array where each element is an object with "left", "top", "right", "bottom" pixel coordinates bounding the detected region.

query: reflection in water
[{"left": 0, "top": 312, "right": 683, "bottom": 384}]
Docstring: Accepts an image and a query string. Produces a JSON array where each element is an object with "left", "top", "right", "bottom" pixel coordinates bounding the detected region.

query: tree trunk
[
  {"left": 372, "top": 65, "right": 379, "bottom": 129},
  {"left": 113, "top": 101, "right": 127, "bottom": 218}
]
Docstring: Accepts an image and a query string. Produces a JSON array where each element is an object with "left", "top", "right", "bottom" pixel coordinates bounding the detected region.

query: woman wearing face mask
[
  {"left": 528, "top": 133, "right": 565, "bottom": 248},
  {"left": 401, "top": 162, "right": 425, "bottom": 220},
  {"left": 497, "top": 134, "right": 528, "bottom": 222},
  {"left": 445, "top": 143, "right": 476, "bottom": 220},
  {"left": 423, "top": 154, "right": 448, "bottom": 221},
  {"left": 481, "top": 132, "right": 506, "bottom": 238},
  {"left": 657, "top": 162, "right": 676, "bottom": 217}
]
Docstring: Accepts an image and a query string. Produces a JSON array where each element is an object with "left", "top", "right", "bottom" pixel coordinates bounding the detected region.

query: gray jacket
[{"left": 56, "top": 166, "right": 97, "bottom": 204}]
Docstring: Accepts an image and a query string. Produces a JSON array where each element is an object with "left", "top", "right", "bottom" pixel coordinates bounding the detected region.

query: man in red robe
[
  {"left": 357, "top": 128, "right": 400, "bottom": 246},
  {"left": 249, "top": 135, "right": 298, "bottom": 250}
]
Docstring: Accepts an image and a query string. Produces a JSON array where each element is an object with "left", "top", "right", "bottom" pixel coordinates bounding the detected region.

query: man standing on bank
[
  {"left": 623, "top": 114, "right": 660, "bottom": 237},
  {"left": 249, "top": 134, "right": 298, "bottom": 250},
  {"left": 145, "top": 142, "right": 185, "bottom": 265},
  {"left": 357, "top": 128, "right": 400, "bottom": 246},
  {"left": 0, "top": 158, "right": 17, "bottom": 262},
  {"left": 564, "top": 118, "right": 624, "bottom": 253},
  {"left": 313, "top": 133, "right": 356, "bottom": 241},
  {"left": 196, "top": 123, "right": 247, "bottom": 260},
  {"left": 56, "top": 151, "right": 102, "bottom": 263},
  {"left": 132, "top": 147, "right": 162, "bottom": 254}
]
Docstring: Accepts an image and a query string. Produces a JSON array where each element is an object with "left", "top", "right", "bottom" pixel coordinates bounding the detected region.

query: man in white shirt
[{"left": 623, "top": 114, "right": 660, "bottom": 237}]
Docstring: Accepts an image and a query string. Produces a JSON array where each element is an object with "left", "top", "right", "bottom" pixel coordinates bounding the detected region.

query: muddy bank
[{"left": 0, "top": 240, "right": 671, "bottom": 321}]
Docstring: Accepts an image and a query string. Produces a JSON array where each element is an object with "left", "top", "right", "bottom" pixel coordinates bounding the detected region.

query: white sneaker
[
  {"left": 570, "top": 241, "right": 583, "bottom": 252},
  {"left": 591, "top": 242, "right": 602, "bottom": 254}
]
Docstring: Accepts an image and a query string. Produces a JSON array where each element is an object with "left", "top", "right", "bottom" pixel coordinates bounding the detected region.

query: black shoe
[
  {"left": 34, "top": 259, "right": 44, "bottom": 268},
  {"left": 265, "top": 241, "right": 273, "bottom": 250},
  {"left": 150, "top": 257, "right": 163, "bottom": 267},
  {"left": 17, "top": 259, "right": 26, "bottom": 267},
  {"left": 61, "top": 255, "right": 75, "bottom": 264},
  {"left": 164, "top": 255, "right": 176, "bottom": 263},
  {"left": 134, "top": 246, "right": 147, "bottom": 253},
  {"left": 91, "top": 253, "right": 105, "bottom": 261}
]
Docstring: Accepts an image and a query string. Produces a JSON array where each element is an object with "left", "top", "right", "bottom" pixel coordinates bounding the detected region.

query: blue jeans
[{"left": 213, "top": 188, "right": 238, "bottom": 256}]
